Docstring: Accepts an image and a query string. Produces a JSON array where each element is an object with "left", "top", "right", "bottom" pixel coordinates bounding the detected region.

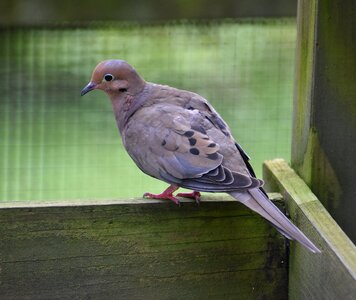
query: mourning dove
[{"left": 81, "top": 59, "right": 321, "bottom": 253}]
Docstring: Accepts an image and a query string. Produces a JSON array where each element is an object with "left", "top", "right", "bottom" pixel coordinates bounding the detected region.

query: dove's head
[{"left": 81, "top": 60, "right": 145, "bottom": 98}]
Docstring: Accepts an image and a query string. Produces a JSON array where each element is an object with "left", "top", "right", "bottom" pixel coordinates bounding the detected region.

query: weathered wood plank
[
  {"left": 0, "top": 195, "right": 287, "bottom": 299},
  {"left": 292, "top": 0, "right": 356, "bottom": 242},
  {"left": 291, "top": 0, "right": 317, "bottom": 182},
  {"left": 263, "top": 159, "right": 356, "bottom": 300}
]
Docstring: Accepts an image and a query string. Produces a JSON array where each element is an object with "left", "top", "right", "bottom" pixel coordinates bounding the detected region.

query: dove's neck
[{"left": 110, "top": 83, "right": 151, "bottom": 134}]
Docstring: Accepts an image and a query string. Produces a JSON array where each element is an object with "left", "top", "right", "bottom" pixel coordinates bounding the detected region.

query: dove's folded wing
[{"left": 123, "top": 103, "right": 262, "bottom": 192}]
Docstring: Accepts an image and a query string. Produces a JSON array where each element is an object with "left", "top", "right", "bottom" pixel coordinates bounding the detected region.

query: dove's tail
[{"left": 229, "top": 188, "right": 321, "bottom": 253}]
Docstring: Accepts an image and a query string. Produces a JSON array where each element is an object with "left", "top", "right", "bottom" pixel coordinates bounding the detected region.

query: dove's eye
[{"left": 104, "top": 74, "right": 114, "bottom": 82}]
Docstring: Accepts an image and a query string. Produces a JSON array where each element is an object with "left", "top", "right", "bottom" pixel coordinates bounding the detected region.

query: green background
[{"left": 0, "top": 20, "right": 296, "bottom": 202}]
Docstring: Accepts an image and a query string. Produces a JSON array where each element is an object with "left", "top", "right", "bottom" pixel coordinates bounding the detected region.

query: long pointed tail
[{"left": 230, "top": 188, "right": 321, "bottom": 253}]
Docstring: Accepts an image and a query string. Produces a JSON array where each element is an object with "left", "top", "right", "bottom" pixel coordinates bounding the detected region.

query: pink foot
[
  {"left": 176, "top": 191, "right": 201, "bottom": 204},
  {"left": 143, "top": 192, "right": 181, "bottom": 205},
  {"left": 143, "top": 185, "right": 180, "bottom": 205}
]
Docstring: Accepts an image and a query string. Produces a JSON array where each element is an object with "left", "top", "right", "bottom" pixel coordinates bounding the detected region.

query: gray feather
[{"left": 230, "top": 189, "right": 321, "bottom": 253}]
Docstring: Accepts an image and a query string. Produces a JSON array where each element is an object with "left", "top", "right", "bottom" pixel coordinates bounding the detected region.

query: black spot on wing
[
  {"left": 161, "top": 139, "right": 166, "bottom": 146},
  {"left": 190, "top": 148, "right": 200, "bottom": 155},
  {"left": 188, "top": 138, "right": 197, "bottom": 146},
  {"left": 184, "top": 131, "right": 194, "bottom": 137}
]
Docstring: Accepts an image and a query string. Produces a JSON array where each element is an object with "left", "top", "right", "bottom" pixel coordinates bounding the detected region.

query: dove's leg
[
  {"left": 176, "top": 191, "right": 201, "bottom": 203},
  {"left": 143, "top": 184, "right": 180, "bottom": 205}
]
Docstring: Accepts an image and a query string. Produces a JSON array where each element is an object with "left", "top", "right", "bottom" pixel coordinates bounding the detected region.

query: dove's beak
[{"left": 81, "top": 82, "right": 97, "bottom": 96}]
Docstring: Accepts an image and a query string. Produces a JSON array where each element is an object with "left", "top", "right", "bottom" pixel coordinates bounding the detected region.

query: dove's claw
[
  {"left": 143, "top": 192, "right": 181, "bottom": 205},
  {"left": 176, "top": 191, "right": 201, "bottom": 204},
  {"left": 143, "top": 185, "right": 180, "bottom": 205}
]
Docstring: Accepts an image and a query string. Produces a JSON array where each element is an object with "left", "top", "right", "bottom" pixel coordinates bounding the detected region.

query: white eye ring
[{"left": 104, "top": 74, "right": 114, "bottom": 82}]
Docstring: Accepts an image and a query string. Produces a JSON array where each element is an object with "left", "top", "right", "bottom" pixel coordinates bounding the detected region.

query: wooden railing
[
  {"left": 1, "top": 159, "right": 355, "bottom": 299},
  {"left": 0, "top": 190, "right": 287, "bottom": 299},
  {"left": 264, "top": 159, "right": 356, "bottom": 300}
]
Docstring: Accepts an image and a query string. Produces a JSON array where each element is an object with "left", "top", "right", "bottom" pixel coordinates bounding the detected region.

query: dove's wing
[
  {"left": 122, "top": 101, "right": 261, "bottom": 192},
  {"left": 186, "top": 91, "right": 259, "bottom": 179}
]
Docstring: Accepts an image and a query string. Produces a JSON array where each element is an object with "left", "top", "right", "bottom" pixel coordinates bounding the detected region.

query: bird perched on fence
[{"left": 81, "top": 59, "right": 320, "bottom": 253}]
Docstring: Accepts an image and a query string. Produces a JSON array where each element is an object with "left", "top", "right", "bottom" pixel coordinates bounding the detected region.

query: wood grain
[
  {"left": 264, "top": 159, "right": 356, "bottom": 300},
  {"left": 292, "top": 0, "right": 356, "bottom": 242},
  {"left": 0, "top": 195, "right": 287, "bottom": 299}
]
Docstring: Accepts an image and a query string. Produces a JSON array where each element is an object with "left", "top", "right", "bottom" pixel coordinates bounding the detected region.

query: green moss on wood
[
  {"left": 291, "top": 0, "right": 318, "bottom": 173},
  {"left": 0, "top": 196, "right": 287, "bottom": 299},
  {"left": 292, "top": 0, "right": 356, "bottom": 241},
  {"left": 263, "top": 159, "right": 356, "bottom": 300}
]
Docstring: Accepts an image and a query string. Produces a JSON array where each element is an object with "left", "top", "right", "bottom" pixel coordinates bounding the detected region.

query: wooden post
[
  {"left": 292, "top": 0, "right": 356, "bottom": 242},
  {"left": 263, "top": 159, "right": 356, "bottom": 300}
]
